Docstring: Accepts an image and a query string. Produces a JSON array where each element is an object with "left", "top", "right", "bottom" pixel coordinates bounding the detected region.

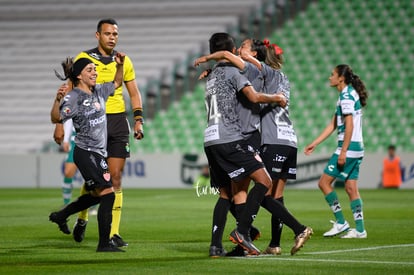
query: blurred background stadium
[{"left": 0, "top": 0, "right": 412, "bottom": 156}]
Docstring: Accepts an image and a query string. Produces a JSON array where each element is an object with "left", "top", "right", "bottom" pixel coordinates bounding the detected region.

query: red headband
[{"left": 263, "top": 38, "right": 283, "bottom": 55}]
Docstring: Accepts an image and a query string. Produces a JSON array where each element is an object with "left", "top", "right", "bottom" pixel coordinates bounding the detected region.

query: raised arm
[
  {"left": 240, "top": 48, "right": 263, "bottom": 71},
  {"left": 304, "top": 114, "right": 337, "bottom": 155},
  {"left": 194, "top": 51, "right": 246, "bottom": 71},
  {"left": 50, "top": 83, "right": 70, "bottom": 124}
]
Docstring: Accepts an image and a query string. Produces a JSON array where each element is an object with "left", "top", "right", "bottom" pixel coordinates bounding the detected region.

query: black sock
[
  {"left": 269, "top": 197, "right": 284, "bottom": 247},
  {"left": 229, "top": 202, "right": 237, "bottom": 221},
  {"left": 237, "top": 183, "right": 268, "bottom": 235},
  {"left": 59, "top": 194, "right": 101, "bottom": 219},
  {"left": 98, "top": 192, "right": 115, "bottom": 248},
  {"left": 261, "top": 195, "right": 305, "bottom": 236},
  {"left": 210, "top": 197, "right": 231, "bottom": 248},
  {"left": 234, "top": 203, "right": 246, "bottom": 222}
]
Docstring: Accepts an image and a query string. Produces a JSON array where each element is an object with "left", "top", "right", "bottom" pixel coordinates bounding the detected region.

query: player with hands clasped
[
  {"left": 49, "top": 52, "right": 127, "bottom": 252},
  {"left": 304, "top": 64, "right": 369, "bottom": 239}
]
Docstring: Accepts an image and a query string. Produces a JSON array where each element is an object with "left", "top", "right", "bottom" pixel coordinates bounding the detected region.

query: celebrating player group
[{"left": 195, "top": 32, "right": 368, "bottom": 257}]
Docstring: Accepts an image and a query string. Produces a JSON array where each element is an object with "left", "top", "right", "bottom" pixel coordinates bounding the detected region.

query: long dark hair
[
  {"left": 336, "top": 64, "right": 368, "bottom": 107},
  {"left": 54, "top": 57, "right": 73, "bottom": 81},
  {"left": 250, "top": 39, "right": 267, "bottom": 62}
]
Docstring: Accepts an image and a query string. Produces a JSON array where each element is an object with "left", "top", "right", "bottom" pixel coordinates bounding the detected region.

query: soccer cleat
[
  {"left": 262, "top": 246, "right": 282, "bottom": 255},
  {"left": 209, "top": 246, "right": 227, "bottom": 258},
  {"left": 341, "top": 228, "right": 367, "bottom": 239},
  {"left": 225, "top": 245, "right": 246, "bottom": 257},
  {"left": 96, "top": 241, "right": 125, "bottom": 252},
  {"left": 291, "top": 227, "right": 313, "bottom": 256},
  {"left": 73, "top": 219, "right": 87, "bottom": 242},
  {"left": 229, "top": 229, "right": 260, "bottom": 256},
  {"left": 49, "top": 212, "right": 71, "bottom": 235},
  {"left": 323, "top": 220, "right": 350, "bottom": 237},
  {"left": 111, "top": 234, "right": 128, "bottom": 247}
]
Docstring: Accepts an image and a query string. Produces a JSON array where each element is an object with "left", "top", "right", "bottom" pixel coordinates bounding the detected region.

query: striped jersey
[
  {"left": 260, "top": 64, "right": 297, "bottom": 147},
  {"left": 335, "top": 85, "right": 364, "bottom": 158},
  {"left": 204, "top": 62, "right": 251, "bottom": 147},
  {"left": 76, "top": 48, "right": 136, "bottom": 114}
]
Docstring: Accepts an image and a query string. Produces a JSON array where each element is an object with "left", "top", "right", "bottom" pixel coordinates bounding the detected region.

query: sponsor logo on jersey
[
  {"left": 89, "top": 52, "right": 100, "bottom": 60},
  {"left": 83, "top": 99, "right": 91, "bottom": 107},
  {"left": 89, "top": 114, "right": 105, "bottom": 127},
  {"left": 63, "top": 107, "right": 71, "bottom": 114}
]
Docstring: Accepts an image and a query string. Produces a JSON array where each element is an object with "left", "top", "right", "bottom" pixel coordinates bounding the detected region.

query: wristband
[{"left": 133, "top": 108, "right": 143, "bottom": 121}]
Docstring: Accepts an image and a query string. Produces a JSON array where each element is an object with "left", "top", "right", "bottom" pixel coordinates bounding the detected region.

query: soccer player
[
  {"left": 257, "top": 39, "right": 300, "bottom": 255},
  {"left": 49, "top": 54, "right": 125, "bottom": 252},
  {"left": 196, "top": 38, "right": 267, "bottom": 257},
  {"left": 197, "top": 38, "right": 312, "bottom": 256},
  {"left": 202, "top": 32, "right": 310, "bottom": 256},
  {"left": 304, "top": 64, "right": 369, "bottom": 238},
  {"left": 72, "top": 18, "right": 144, "bottom": 247}
]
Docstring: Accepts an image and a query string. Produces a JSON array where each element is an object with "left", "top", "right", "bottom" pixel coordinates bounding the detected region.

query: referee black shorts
[
  {"left": 106, "top": 113, "right": 131, "bottom": 159},
  {"left": 74, "top": 146, "right": 112, "bottom": 191},
  {"left": 260, "top": 144, "right": 297, "bottom": 180},
  {"left": 204, "top": 138, "right": 265, "bottom": 188}
]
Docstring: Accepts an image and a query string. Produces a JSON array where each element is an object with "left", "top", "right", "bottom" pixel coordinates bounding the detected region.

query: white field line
[
  {"left": 238, "top": 257, "right": 414, "bottom": 266},
  {"left": 232, "top": 244, "right": 414, "bottom": 265},
  {"left": 304, "top": 243, "right": 414, "bottom": 255}
]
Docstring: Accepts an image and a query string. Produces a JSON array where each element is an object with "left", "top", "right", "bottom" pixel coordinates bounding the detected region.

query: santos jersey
[
  {"left": 76, "top": 48, "right": 136, "bottom": 114},
  {"left": 237, "top": 62, "right": 263, "bottom": 138},
  {"left": 60, "top": 83, "right": 115, "bottom": 157},
  {"left": 335, "top": 85, "right": 364, "bottom": 158},
  {"left": 260, "top": 64, "right": 297, "bottom": 147},
  {"left": 204, "top": 62, "right": 251, "bottom": 147}
]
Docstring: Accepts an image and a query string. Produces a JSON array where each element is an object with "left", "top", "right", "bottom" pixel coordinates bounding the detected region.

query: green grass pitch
[{"left": 0, "top": 188, "right": 413, "bottom": 274}]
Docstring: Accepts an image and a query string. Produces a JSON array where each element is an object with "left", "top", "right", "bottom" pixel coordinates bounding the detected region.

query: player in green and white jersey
[{"left": 305, "top": 64, "right": 369, "bottom": 239}]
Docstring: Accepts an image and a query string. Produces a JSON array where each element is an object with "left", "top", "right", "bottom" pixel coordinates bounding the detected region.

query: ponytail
[
  {"left": 336, "top": 64, "right": 368, "bottom": 107},
  {"left": 54, "top": 57, "right": 74, "bottom": 81},
  {"left": 263, "top": 39, "right": 284, "bottom": 70}
]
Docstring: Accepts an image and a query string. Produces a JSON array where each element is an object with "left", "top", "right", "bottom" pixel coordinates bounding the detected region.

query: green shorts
[{"left": 323, "top": 154, "right": 363, "bottom": 181}]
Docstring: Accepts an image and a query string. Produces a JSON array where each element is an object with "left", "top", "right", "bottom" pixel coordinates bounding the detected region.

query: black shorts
[
  {"left": 260, "top": 144, "right": 297, "bottom": 180},
  {"left": 74, "top": 146, "right": 112, "bottom": 191},
  {"left": 243, "top": 130, "right": 261, "bottom": 153},
  {"left": 107, "top": 113, "right": 131, "bottom": 158},
  {"left": 204, "top": 138, "right": 264, "bottom": 188}
]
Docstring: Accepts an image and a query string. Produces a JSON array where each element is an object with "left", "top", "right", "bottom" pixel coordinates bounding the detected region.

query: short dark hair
[
  {"left": 388, "top": 145, "right": 396, "bottom": 150},
  {"left": 209, "top": 33, "right": 235, "bottom": 54},
  {"left": 97, "top": 18, "right": 118, "bottom": 32}
]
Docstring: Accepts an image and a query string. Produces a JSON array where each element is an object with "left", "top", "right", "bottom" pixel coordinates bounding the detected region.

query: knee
[
  {"left": 345, "top": 184, "right": 358, "bottom": 198},
  {"left": 110, "top": 171, "right": 122, "bottom": 188}
]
